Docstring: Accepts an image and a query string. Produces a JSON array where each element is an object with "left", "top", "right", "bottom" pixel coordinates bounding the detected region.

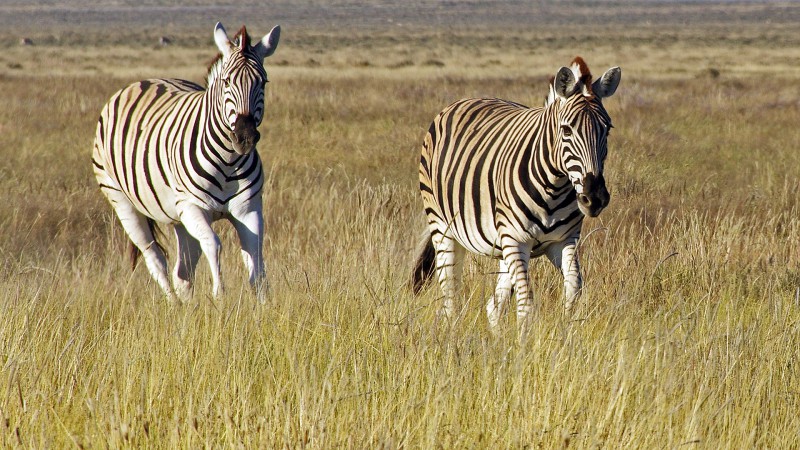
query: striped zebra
[
  {"left": 412, "top": 57, "right": 621, "bottom": 334},
  {"left": 92, "top": 22, "right": 280, "bottom": 300}
]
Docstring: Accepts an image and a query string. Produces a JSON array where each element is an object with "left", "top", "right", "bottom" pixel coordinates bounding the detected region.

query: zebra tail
[
  {"left": 129, "top": 218, "right": 168, "bottom": 270},
  {"left": 411, "top": 231, "right": 436, "bottom": 295}
]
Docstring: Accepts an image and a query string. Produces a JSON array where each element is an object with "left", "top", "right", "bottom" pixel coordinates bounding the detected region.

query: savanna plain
[{"left": 1, "top": 1, "right": 800, "bottom": 447}]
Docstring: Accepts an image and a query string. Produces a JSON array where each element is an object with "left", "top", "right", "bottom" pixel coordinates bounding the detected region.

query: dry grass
[{"left": 1, "top": 16, "right": 800, "bottom": 448}]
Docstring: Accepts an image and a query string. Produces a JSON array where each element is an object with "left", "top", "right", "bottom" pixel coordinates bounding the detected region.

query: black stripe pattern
[
  {"left": 92, "top": 68, "right": 266, "bottom": 223},
  {"left": 418, "top": 57, "right": 621, "bottom": 334},
  {"left": 92, "top": 23, "right": 280, "bottom": 300}
]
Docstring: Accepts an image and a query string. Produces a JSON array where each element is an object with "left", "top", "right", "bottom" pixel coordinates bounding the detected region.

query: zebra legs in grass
[
  {"left": 105, "top": 189, "right": 173, "bottom": 297},
  {"left": 499, "top": 236, "right": 535, "bottom": 335},
  {"left": 170, "top": 200, "right": 267, "bottom": 300},
  {"left": 429, "top": 233, "right": 538, "bottom": 334},
  {"left": 423, "top": 233, "right": 581, "bottom": 334},
  {"left": 229, "top": 205, "right": 267, "bottom": 297},
  {"left": 483, "top": 240, "right": 535, "bottom": 333},
  {"left": 545, "top": 236, "right": 583, "bottom": 311},
  {"left": 176, "top": 203, "right": 224, "bottom": 297},
  {"left": 431, "top": 232, "right": 465, "bottom": 320},
  {"left": 485, "top": 239, "right": 582, "bottom": 330},
  {"left": 121, "top": 199, "right": 267, "bottom": 301},
  {"left": 423, "top": 212, "right": 571, "bottom": 335},
  {"left": 173, "top": 224, "right": 203, "bottom": 299},
  {"left": 485, "top": 259, "right": 512, "bottom": 329}
]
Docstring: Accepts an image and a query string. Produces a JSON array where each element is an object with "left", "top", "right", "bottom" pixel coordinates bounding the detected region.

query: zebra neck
[
  {"left": 537, "top": 109, "right": 571, "bottom": 192},
  {"left": 202, "top": 86, "right": 244, "bottom": 166}
]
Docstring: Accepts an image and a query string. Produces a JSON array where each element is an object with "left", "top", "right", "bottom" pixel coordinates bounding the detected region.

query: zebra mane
[
  {"left": 570, "top": 56, "right": 594, "bottom": 97},
  {"left": 545, "top": 56, "right": 595, "bottom": 105},
  {"left": 205, "top": 26, "right": 251, "bottom": 87}
]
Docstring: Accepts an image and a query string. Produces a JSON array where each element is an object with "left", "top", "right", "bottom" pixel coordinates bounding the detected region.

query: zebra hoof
[
  {"left": 173, "top": 278, "right": 194, "bottom": 302},
  {"left": 163, "top": 290, "right": 182, "bottom": 306},
  {"left": 486, "top": 294, "right": 509, "bottom": 333}
]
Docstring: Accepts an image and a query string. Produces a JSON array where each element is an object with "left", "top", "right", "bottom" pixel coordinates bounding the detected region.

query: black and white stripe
[
  {"left": 412, "top": 57, "right": 621, "bottom": 334},
  {"left": 92, "top": 22, "right": 280, "bottom": 300}
]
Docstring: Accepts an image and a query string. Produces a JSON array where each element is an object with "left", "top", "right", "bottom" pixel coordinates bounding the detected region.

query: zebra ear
[
  {"left": 553, "top": 66, "right": 577, "bottom": 99},
  {"left": 593, "top": 67, "right": 621, "bottom": 98},
  {"left": 253, "top": 25, "right": 281, "bottom": 60},
  {"left": 214, "top": 22, "right": 233, "bottom": 58}
]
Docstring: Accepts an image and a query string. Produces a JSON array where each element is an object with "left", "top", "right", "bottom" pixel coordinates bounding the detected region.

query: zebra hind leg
[
  {"left": 173, "top": 223, "right": 203, "bottom": 301},
  {"left": 104, "top": 190, "right": 173, "bottom": 299},
  {"left": 431, "top": 232, "right": 465, "bottom": 323}
]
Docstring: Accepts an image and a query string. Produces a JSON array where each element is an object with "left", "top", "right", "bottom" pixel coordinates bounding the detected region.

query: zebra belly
[
  {"left": 128, "top": 179, "right": 178, "bottom": 223},
  {"left": 115, "top": 162, "right": 179, "bottom": 223},
  {"left": 92, "top": 145, "right": 177, "bottom": 224},
  {"left": 447, "top": 212, "right": 581, "bottom": 259},
  {"left": 449, "top": 216, "right": 503, "bottom": 258},
  {"left": 508, "top": 210, "right": 583, "bottom": 258}
]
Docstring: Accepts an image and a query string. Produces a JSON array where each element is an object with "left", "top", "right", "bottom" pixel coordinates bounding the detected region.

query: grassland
[{"left": 1, "top": 2, "right": 800, "bottom": 447}]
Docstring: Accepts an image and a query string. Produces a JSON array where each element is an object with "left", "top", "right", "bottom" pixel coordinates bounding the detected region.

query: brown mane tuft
[
  {"left": 206, "top": 26, "right": 253, "bottom": 85},
  {"left": 571, "top": 56, "right": 594, "bottom": 94},
  {"left": 237, "top": 26, "right": 250, "bottom": 50}
]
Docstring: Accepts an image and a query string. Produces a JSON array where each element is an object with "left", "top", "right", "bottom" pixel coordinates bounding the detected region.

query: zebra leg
[
  {"left": 229, "top": 207, "right": 268, "bottom": 303},
  {"left": 172, "top": 223, "right": 203, "bottom": 301},
  {"left": 178, "top": 204, "right": 224, "bottom": 297},
  {"left": 104, "top": 190, "right": 173, "bottom": 298},
  {"left": 546, "top": 238, "right": 582, "bottom": 311},
  {"left": 501, "top": 239, "right": 533, "bottom": 338},
  {"left": 431, "top": 232, "right": 465, "bottom": 322},
  {"left": 486, "top": 259, "right": 512, "bottom": 331}
]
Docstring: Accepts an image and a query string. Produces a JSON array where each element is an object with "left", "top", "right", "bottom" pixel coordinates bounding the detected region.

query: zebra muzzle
[
  {"left": 231, "top": 115, "right": 260, "bottom": 154},
  {"left": 577, "top": 172, "right": 610, "bottom": 217}
]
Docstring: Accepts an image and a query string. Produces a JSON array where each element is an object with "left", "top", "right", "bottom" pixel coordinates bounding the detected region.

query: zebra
[
  {"left": 92, "top": 22, "right": 280, "bottom": 301},
  {"left": 411, "top": 57, "right": 621, "bottom": 335}
]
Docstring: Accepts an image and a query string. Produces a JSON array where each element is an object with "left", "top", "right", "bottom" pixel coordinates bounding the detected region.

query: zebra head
[
  {"left": 547, "top": 57, "right": 621, "bottom": 218},
  {"left": 213, "top": 22, "right": 281, "bottom": 155}
]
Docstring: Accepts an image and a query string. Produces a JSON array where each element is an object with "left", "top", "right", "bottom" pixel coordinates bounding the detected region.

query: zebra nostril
[{"left": 579, "top": 194, "right": 590, "bottom": 205}]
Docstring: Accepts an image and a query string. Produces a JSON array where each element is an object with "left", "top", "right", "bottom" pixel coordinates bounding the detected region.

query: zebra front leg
[
  {"left": 229, "top": 206, "right": 268, "bottom": 302},
  {"left": 486, "top": 259, "right": 512, "bottom": 332},
  {"left": 501, "top": 239, "right": 533, "bottom": 338},
  {"left": 432, "top": 232, "right": 465, "bottom": 322},
  {"left": 546, "top": 238, "right": 582, "bottom": 311},
  {"left": 173, "top": 224, "right": 203, "bottom": 301},
  {"left": 178, "top": 203, "right": 224, "bottom": 297}
]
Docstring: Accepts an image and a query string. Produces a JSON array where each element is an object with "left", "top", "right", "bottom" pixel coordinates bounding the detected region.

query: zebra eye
[
  {"left": 561, "top": 125, "right": 573, "bottom": 137},
  {"left": 222, "top": 78, "right": 231, "bottom": 88}
]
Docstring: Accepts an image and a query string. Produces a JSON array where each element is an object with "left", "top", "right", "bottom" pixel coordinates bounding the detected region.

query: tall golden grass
[{"left": 0, "top": 22, "right": 799, "bottom": 447}]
